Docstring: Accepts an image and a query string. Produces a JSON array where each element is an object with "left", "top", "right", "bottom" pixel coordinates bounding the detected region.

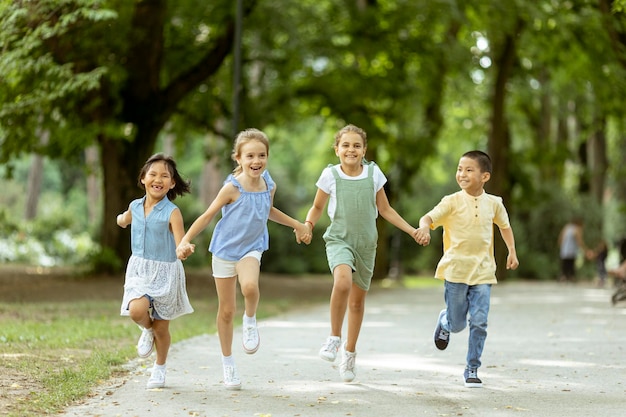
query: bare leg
[
  {"left": 329, "top": 264, "right": 353, "bottom": 337},
  {"left": 128, "top": 297, "right": 152, "bottom": 330},
  {"left": 152, "top": 319, "right": 170, "bottom": 366},
  {"left": 214, "top": 276, "right": 238, "bottom": 356},
  {"left": 345, "top": 284, "right": 367, "bottom": 352},
  {"left": 236, "top": 257, "right": 261, "bottom": 317}
]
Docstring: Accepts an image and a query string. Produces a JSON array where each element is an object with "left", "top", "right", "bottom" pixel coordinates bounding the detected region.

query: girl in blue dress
[
  {"left": 176, "top": 128, "right": 310, "bottom": 390},
  {"left": 117, "top": 153, "right": 194, "bottom": 389}
]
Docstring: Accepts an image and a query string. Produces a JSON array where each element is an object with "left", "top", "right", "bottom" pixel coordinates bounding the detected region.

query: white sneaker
[
  {"left": 137, "top": 328, "right": 154, "bottom": 358},
  {"left": 242, "top": 321, "right": 260, "bottom": 354},
  {"left": 223, "top": 364, "right": 241, "bottom": 390},
  {"left": 339, "top": 342, "right": 356, "bottom": 382},
  {"left": 146, "top": 364, "right": 166, "bottom": 389},
  {"left": 319, "top": 336, "right": 341, "bottom": 362}
]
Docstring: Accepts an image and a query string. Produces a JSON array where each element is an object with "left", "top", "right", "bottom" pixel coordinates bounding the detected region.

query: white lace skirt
[{"left": 120, "top": 255, "right": 194, "bottom": 320}]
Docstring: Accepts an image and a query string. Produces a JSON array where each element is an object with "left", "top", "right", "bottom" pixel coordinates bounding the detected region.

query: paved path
[{"left": 61, "top": 282, "right": 626, "bottom": 417}]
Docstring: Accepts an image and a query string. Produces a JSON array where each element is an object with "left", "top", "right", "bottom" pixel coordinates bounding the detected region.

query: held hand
[
  {"left": 293, "top": 222, "right": 312, "bottom": 245},
  {"left": 176, "top": 242, "right": 195, "bottom": 260},
  {"left": 414, "top": 226, "right": 431, "bottom": 246}
]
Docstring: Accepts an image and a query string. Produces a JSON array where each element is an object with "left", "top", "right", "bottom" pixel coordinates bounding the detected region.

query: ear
[{"left": 482, "top": 172, "right": 491, "bottom": 183}]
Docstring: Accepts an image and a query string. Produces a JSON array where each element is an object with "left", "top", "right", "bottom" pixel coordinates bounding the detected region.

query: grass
[
  {"left": 0, "top": 273, "right": 436, "bottom": 416},
  {"left": 0, "top": 278, "right": 329, "bottom": 416}
]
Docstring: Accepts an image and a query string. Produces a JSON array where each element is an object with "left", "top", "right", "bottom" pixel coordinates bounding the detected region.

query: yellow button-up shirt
[{"left": 427, "top": 190, "right": 511, "bottom": 285}]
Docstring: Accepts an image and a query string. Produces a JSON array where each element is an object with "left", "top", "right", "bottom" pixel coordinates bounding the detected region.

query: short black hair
[{"left": 462, "top": 150, "right": 492, "bottom": 174}]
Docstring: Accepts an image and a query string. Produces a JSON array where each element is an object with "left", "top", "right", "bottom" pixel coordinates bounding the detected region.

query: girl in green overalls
[{"left": 304, "top": 124, "right": 420, "bottom": 382}]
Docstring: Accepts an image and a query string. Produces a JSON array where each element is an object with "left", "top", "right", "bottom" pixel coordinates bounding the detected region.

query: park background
[
  {"left": 3, "top": 1, "right": 626, "bottom": 416},
  {"left": 3, "top": 0, "right": 626, "bottom": 282}
]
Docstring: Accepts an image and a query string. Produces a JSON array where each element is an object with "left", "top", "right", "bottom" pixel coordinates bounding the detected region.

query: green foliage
[
  {"left": 0, "top": 0, "right": 116, "bottom": 164},
  {"left": 1, "top": 0, "right": 626, "bottom": 280}
]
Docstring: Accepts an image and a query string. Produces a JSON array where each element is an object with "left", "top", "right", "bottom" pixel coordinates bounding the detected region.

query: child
[
  {"left": 117, "top": 153, "right": 194, "bottom": 389},
  {"left": 414, "top": 150, "right": 519, "bottom": 388},
  {"left": 303, "top": 124, "right": 420, "bottom": 382},
  {"left": 558, "top": 217, "right": 586, "bottom": 283},
  {"left": 176, "top": 128, "right": 310, "bottom": 390}
]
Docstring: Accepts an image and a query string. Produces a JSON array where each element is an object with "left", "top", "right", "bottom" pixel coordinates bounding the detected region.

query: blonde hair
[
  {"left": 334, "top": 124, "right": 367, "bottom": 148},
  {"left": 231, "top": 128, "right": 270, "bottom": 175}
]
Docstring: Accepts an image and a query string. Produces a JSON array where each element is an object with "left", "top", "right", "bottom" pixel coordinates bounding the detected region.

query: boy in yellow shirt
[{"left": 415, "top": 150, "right": 519, "bottom": 387}]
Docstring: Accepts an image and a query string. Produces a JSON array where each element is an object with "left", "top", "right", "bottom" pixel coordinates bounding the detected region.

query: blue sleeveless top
[
  {"left": 130, "top": 196, "right": 178, "bottom": 263},
  {"left": 209, "top": 170, "right": 275, "bottom": 261}
]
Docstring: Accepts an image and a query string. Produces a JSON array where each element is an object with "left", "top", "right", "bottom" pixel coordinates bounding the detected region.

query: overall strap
[{"left": 329, "top": 164, "right": 341, "bottom": 180}]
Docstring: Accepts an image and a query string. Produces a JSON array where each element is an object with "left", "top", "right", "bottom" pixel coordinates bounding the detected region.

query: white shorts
[{"left": 211, "top": 251, "right": 262, "bottom": 278}]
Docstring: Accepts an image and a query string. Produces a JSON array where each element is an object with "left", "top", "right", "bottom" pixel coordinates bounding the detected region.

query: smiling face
[
  {"left": 335, "top": 131, "right": 366, "bottom": 170},
  {"left": 141, "top": 161, "right": 175, "bottom": 201},
  {"left": 235, "top": 139, "right": 268, "bottom": 179},
  {"left": 456, "top": 156, "right": 490, "bottom": 196}
]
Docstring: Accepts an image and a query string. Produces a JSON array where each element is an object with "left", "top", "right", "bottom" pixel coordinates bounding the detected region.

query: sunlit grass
[
  {"left": 0, "top": 272, "right": 436, "bottom": 416},
  {"left": 0, "top": 284, "right": 329, "bottom": 417}
]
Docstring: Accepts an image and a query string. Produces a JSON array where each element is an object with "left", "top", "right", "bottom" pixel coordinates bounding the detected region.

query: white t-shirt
[{"left": 315, "top": 163, "right": 387, "bottom": 220}]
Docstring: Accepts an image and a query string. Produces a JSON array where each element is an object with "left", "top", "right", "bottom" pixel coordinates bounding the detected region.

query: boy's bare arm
[{"left": 500, "top": 227, "right": 519, "bottom": 270}]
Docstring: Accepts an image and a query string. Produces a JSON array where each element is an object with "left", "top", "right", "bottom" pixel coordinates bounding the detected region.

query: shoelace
[
  {"left": 437, "top": 329, "right": 449, "bottom": 340},
  {"left": 224, "top": 365, "right": 240, "bottom": 383},
  {"left": 149, "top": 367, "right": 165, "bottom": 382},
  {"left": 322, "top": 339, "right": 340, "bottom": 352},
  {"left": 466, "top": 370, "right": 478, "bottom": 379},
  {"left": 244, "top": 326, "right": 258, "bottom": 343},
  {"left": 342, "top": 352, "right": 356, "bottom": 371}
]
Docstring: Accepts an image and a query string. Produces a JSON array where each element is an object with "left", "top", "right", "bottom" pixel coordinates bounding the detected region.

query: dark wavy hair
[{"left": 137, "top": 153, "right": 191, "bottom": 200}]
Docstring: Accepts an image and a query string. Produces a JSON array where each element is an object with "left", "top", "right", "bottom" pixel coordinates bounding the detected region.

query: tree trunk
[
  {"left": 588, "top": 116, "right": 608, "bottom": 206},
  {"left": 487, "top": 20, "right": 522, "bottom": 281},
  {"left": 24, "top": 153, "right": 44, "bottom": 220},
  {"left": 24, "top": 129, "right": 50, "bottom": 220},
  {"left": 85, "top": 145, "right": 101, "bottom": 225}
]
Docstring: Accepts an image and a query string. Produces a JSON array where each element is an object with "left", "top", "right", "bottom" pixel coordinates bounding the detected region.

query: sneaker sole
[
  {"left": 224, "top": 383, "right": 242, "bottom": 390},
  {"left": 243, "top": 343, "right": 259, "bottom": 354},
  {"left": 146, "top": 382, "right": 165, "bottom": 389},
  {"left": 319, "top": 352, "right": 337, "bottom": 362},
  {"left": 137, "top": 345, "right": 154, "bottom": 358},
  {"left": 243, "top": 334, "right": 260, "bottom": 354},
  {"left": 433, "top": 310, "right": 449, "bottom": 350},
  {"left": 340, "top": 372, "right": 355, "bottom": 382},
  {"left": 464, "top": 381, "right": 483, "bottom": 388}
]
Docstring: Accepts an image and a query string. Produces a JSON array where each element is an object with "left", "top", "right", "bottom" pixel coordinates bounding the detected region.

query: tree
[
  {"left": 230, "top": 0, "right": 466, "bottom": 278},
  {"left": 1, "top": 0, "right": 257, "bottom": 270}
]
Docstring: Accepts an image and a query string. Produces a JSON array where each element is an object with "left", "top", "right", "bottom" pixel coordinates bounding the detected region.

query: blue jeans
[{"left": 440, "top": 281, "right": 491, "bottom": 370}]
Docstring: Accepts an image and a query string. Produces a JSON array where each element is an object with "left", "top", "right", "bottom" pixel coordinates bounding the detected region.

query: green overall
[{"left": 323, "top": 162, "right": 379, "bottom": 291}]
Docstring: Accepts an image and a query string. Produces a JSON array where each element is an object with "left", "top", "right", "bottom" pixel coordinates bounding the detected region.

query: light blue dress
[
  {"left": 120, "top": 196, "right": 194, "bottom": 320},
  {"left": 209, "top": 170, "right": 274, "bottom": 261}
]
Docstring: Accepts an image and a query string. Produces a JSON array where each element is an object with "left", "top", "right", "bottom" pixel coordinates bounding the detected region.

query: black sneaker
[
  {"left": 464, "top": 368, "right": 483, "bottom": 388},
  {"left": 433, "top": 309, "right": 450, "bottom": 350}
]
